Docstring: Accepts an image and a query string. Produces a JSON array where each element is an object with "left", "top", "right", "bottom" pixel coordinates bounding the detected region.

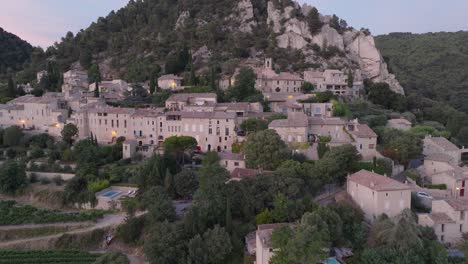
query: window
[
  {"left": 225, "top": 128, "right": 229, "bottom": 136},
  {"left": 111, "top": 120, "right": 114, "bottom": 127},
  {"left": 369, "top": 144, "right": 375, "bottom": 149},
  {"left": 234, "top": 162, "right": 239, "bottom": 166},
  {"left": 124, "top": 120, "right": 127, "bottom": 128},
  {"left": 209, "top": 128, "right": 212, "bottom": 135},
  {"left": 441, "top": 224, "right": 445, "bottom": 232},
  {"left": 441, "top": 235, "right": 444, "bottom": 242},
  {"left": 461, "top": 224, "right": 463, "bottom": 232},
  {"left": 386, "top": 193, "right": 388, "bottom": 197},
  {"left": 461, "top": 211, "right": 465, "bottom": 220}
]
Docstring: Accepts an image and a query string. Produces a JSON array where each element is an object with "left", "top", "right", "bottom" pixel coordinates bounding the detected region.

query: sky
[{"left": 1, "top": 0, "right": 467, "bottom": 48}]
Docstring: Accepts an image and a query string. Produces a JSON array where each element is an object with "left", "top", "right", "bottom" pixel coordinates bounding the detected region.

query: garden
[{"left": 0, "top": 201, "right": 105, "bottom": 225}]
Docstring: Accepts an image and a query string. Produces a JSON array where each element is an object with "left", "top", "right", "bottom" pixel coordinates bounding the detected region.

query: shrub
[
  {"left": 88, "top": 179, "right": 110, "bottom": 193},
  {"left": 116, "top": 217, "right": 144, "bottom": 245},
  {"left": 52, "top": 176, "right": 64, "bottom": 186},
  {"left": 40, "top": 177, "right": 52, "bottom": 185},
  {"left": 29, "top": 173, "right": 38, "bottom": 183},
  {"left": 425, "top": 184, "right": 447, "bottom": 190}
]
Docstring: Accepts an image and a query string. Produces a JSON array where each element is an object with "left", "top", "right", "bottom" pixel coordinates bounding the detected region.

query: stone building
[
  {"left": 304, "top": 69, "right": 363, "bottom": 97},
  {"left": 0, "top": 94, "right": 67, "bottom": 136},
  {"left": 386, "top": 118, "right": 412, "bottom": 131},
  {"left": 419, "top": 199, "right": 468, "bottom": 245},
  {"left": 158, "top": 74, "right": 183, "bottom": 90},
  {"left": 62, "top": 69, "right": 89, "bottom": 93},
  {"left": 347, "top": 170, "right": 412, "bottom": 222}
]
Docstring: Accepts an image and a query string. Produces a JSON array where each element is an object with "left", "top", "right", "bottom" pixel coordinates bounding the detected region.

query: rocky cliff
[
  {"left": 263, "top": 1, "right": 404, "bottom": 94},
  {"left": 40, "top": 0, "right": 404, "bottom": 94}
]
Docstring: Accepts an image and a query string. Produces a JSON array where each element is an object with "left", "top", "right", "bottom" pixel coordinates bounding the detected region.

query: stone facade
[
  {"left": 304, "top": 69, "right": 363, "bottom": 97},
  {"left": 158, "top": 74, "right": 183, "bottom": 90},
  {"left": 347, "top": 170, "right": 412, "bottom": 222},
  {"left": 419, "top": 199, "right": 468, "bottom": 245}
]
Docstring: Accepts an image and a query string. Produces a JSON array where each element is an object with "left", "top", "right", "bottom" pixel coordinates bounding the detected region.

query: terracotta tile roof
[
  {"left": 165, "top": 111, "right": 236, "bottom": 119},
  {"left": 425, "top": 153, "right": 454, "bottom": 163},
  {"left": 256, "top": 223, "right": 292, "bottom": 248},
  {"left": 348, "top": 170, "right": 411, "bottom": 191},
  {"left": 309, "top": 117, "right": 346, "bottom": 126},
  {"left": 218, "top": 151, "right": 244, "bottom": 161},
  {"left": 269, "top": 115, "right": 308, "bottom": 128},
  {"left": 427, "top": 212, "right": 455, "bottom": 224},
  {"left": 428, "top": 137, "right": 459, "bottom": 152},
  {"left": 445, "top": 199, "right": 468, "bottom": 211},
  {"left": 348, "top": 123, "right": 377, "bottom": 138},
  {"left": 167, "top": 93, "right": 217, "bottom": 102}
]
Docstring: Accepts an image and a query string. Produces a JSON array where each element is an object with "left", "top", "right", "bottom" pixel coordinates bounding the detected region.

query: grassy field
[
  {"left": 0, "top": 201, "right": 105, "bottom": 225},
  {"left": 0, "top": 250, "right": 100, "bottom": 264}
]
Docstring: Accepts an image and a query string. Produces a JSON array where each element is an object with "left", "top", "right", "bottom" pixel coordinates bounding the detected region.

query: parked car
[{"left": 417, "top": 191, "right": 433, "bottom": 199}]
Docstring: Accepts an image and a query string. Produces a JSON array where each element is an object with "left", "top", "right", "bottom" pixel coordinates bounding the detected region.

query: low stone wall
[{"left": 26, "top": 171, "right": 75, "bottom": 181}]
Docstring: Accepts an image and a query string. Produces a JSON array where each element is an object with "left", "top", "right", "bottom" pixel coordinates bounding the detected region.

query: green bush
[
  {"left": 0, "top": 250, "right": 100, "bottom": 264},
  {"left": 425, "top": 184, "right": 447, "bottom": 190},
  {"left": 88, "top": 179, "right": 110, "bottom": 193}
]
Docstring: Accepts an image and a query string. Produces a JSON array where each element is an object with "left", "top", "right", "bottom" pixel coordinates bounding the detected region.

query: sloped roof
[
  {"left": 445, "top": 199, "right": 468, "bottom": 211},
  {"left": 428, "top": 137, "right": 459, "bottom": 152},
  {"left": 348, "top": 123, "right": 377, "bottom": 138},
  {"left": 348, "top": 170, "right": 411, "bottom": 191}
]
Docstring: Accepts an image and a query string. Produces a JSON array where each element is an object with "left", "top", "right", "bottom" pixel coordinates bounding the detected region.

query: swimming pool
[
  {"left": 326, "top": 258, "right": 340, "bottom": 264},
  {"left": 100, "top": 191, "right": 121, "bottom": 198}
]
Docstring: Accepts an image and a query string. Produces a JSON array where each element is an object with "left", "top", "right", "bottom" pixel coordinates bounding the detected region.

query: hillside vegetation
[
  {"left": 0, "top": 28, "right": 32, "bottom": 76},
  {"left": 376, "top": 31, "right": 468, "bottom": 112}
]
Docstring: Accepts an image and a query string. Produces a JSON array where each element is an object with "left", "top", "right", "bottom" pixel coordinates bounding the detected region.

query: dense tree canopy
[{"left": 244, "top": 129, "right": 289, "bottom": 170}]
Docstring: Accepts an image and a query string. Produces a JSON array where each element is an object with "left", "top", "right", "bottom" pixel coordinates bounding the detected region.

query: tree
[
  {"left": 163, "top": 136, "right": 197, "bottom": 165},
  {"left": 116, "top": 216, "right": 144, "bottom": 245},
  {"left": 145, "top": 221, "right": 187, "bottom": 264},
  {"left": 256, "top": 209, "right": 273, "bottom": 225},
  {"left": 270, "top": 212, "right": 331, "bottom": 264},
  {"left": 187, "top": 225, "right": 233, "bottom": 264},
  {"left": 380, "top": 128, "right": 422, "bottom": 164},
  {"left": 315, "top": 144, "right": 360, "bottom": 184},
  {"left": 61, "top": 123, "right": 78, "bottom": 145},
  {"left": 6, "top": 75, "right": 16, "bottom": 98},
  {"left": 307, "top": 7, "right": 323, "bottom": 35},
  {"left": 227, "top": 67, "right": 258, "bottom": 102},
  {"left": 89, "top": 64, "right": 101, "bottom": 97},
  {"left": 142, "top": 186, "right": 176, "bottom": 223},
  {"left": 149, "top": 75, "right": 156, "bottom": 95},
  {"left": 173, "top": 169, "right": 198, "bottom": 199},
  {"left": 0, "top": 161, "right": 27, "bottom": 194},
  {"left": 3, "top": 125, "right": 23, "bottom": 146},
  {"left": 457, "top": 127, "right": 468, "bottom": 147},
  {"left": 79, "top": 49, "right": 92, "bottom": 70},
  {"left": 347, "top": 69, "right": 354, "bottom": 88},
  {"left": 244, "top": 129, "right": 289, "bottom": 170},
  {"left": 240, "top": 118, "right": 268, "bottom": 135},
  {"left": 301, "top": 82, "right": 314, "bottom": 93}
]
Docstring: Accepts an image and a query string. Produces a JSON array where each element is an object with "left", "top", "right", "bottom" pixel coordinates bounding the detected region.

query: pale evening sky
[{"left": 0, "top": 0, "right": 467, "bottom": 48}]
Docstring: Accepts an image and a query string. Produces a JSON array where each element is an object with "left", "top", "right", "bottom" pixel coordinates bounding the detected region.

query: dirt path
[{"left": 0, "top": 213, "right": 126, "bottom": 248}]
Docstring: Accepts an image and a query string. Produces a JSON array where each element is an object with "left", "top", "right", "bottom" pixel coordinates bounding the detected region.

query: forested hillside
[
  {"left": 376, "top": 32, "right": 468, "bottom": 112},
  {"left": 0, "top": 28, "right": 33, "bottom": 76},
  {"left": 376, "top": 31, "right": 468, "bottom": 146}
]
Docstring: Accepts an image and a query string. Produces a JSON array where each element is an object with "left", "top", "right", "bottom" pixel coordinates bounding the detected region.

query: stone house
[
  {"left": 0, "top": 94, "right": 67, "bottom": 136},
  {"left": 424, "top": 136, "right": 461, "bottom": 165},
  {"left": 158, "top": 74, "right": 183, "bottom": 90},
  {"left": 165, "top": 93, "right": 217, "bottom": 111},
  {"left": 303, "top": 69, "right": 363, "bottom": 97},
  {"left": 347, "top": 170, "right": 412, "bottom": 222},
  {"left": 62, "top": 69, "right": 89, "bottom": 93},
  {"left": 218, "top": 151, "right": 246, "bottom": 172},
  {"left": 419, "top": 199, "right": 468, "bottom": 245}
]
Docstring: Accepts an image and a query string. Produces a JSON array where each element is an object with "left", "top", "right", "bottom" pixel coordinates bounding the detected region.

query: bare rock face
[
  {"left": 237, "top": 0, "right": 256, "bottom": 33},
  {"left": 346, "top": 33, "right": 404, "bottom": 94},
  {"left": 175, "top": 11, "right": 190, "bottom": 30},
  {"left": 267, "top": 1, "right": 283, "bottom": 33},
  {"left": 311, "top": 24, "right": 345, "bottom": 51}
]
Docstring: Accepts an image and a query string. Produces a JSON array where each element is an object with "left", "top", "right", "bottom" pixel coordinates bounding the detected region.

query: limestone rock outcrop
[
  {"left": 237, "top": 0, "right": 256, "bottom": 33},
  {"left": 263, "top": 1, "right": 404, "bottom": 94}
]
